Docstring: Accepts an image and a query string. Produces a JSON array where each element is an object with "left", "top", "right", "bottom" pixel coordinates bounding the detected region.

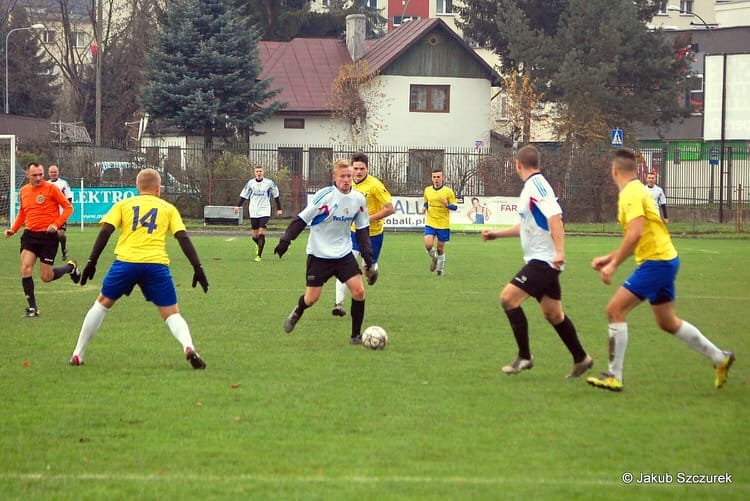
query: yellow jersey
[
  {"left": 618, "top": 179, "right": 677, "bottom": 265},
  {"left": 102, "top": 194, "right": 187, "bottom": 265},
  {"left": 354, "top": 174, "right": 392, "bottom": 236},
  {"left": 423, "top": 185, "right": 457, "bottom": 229}
]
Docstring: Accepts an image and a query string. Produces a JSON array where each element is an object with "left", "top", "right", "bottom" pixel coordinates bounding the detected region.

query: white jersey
[
  {"left": 518, "top": 172, "right": 563, "bottom": 268},
  {"left": 50, "top": 177, "right": 72, "bottom": 216},
  {"left": 298, "top": 185, "right": 369, "bottom": 259},
  {"left": 50, "top": 177, "right": 72, "bottom": 200},
  {"left": 239, "top": 177, "right": 280, "bottom": 218},
  {"left": 646, "top": 184, "right": 666, "bottom": 207}
]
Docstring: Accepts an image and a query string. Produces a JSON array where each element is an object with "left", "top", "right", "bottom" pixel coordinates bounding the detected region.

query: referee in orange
[{"left": 4, "top": 162, "right": 80, "bottom": 317}]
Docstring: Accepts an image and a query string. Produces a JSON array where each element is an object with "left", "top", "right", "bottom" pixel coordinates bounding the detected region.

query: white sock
[
  {"left": 166, "top": 313, "right": 195, "bottom": 352},
  {"left": 427, "top": 248, "right": 436, "bottom": 258},
  {"left": 72, "top": 300, "right": 109, "bottom": 360},
  {"left": 437, "top": 254, "right": 446, "bottom": 272},
  {"left": 335, "top": 279, "right": 348, "bottom": 306},
  {"left": 608, "top": 322, "right": 628, "bottom": 381},
  {"left": 674, "top": 320, "right": 725, "bottom": 365},
  {"left": 371, "top": 262, "right": 379, "bottom": 273}
]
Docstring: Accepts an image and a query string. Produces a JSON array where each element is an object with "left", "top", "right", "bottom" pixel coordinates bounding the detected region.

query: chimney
[{"left": 346, "top": 14, "right": 366, "bottom": 61}]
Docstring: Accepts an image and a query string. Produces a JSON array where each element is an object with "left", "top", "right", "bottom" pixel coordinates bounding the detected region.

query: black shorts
[
  {"left": 250, "top": 216, "right": 270, "bottom": 230},
  {"left": 20, "top": 230, "right": 59, "bottom": 265},
  {"left": 509, "top": 259, "right": 562, "bottom": 302},
  {"left": 305, "top": 254, "right": 361, "bottom": 287}
]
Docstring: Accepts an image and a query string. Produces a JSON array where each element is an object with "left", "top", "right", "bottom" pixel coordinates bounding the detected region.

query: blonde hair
[
  {"left": 332, "top": 158, "right": 351, "bottom": 175},
  {"left": 136, "top": 168, "right": 161, "bottom": 192}
]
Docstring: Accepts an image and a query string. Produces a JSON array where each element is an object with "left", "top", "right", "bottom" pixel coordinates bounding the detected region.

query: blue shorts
[
  {"left": 424, "top": 225, "right": 450, "bottom": 242},
  {"left": 101, "top": 260, "right": 178, "bottom": 307},
  {"left": 623, "top": 257, "right": 680, "bottom": 305},
  {"left": 351, "top": 232, "right": 384, "bottom": 262}
]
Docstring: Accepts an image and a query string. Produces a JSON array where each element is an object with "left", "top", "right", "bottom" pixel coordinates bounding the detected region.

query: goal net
[{"left": 0, "top": 135, "right": 17, "bottom": 227}]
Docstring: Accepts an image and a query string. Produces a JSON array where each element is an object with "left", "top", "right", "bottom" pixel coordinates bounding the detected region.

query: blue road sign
[
  {"left": 610, "top": 128, "right": 623, "bottom": 147},
  {"left": 709, "top": 147, "right": 719, "bottom": 166}
]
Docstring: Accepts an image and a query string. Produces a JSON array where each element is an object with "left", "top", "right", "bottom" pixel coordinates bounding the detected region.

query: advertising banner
[
  {"left": 307, "top": 194, "right": 520, "bottom": 230},
  {"left": 68, "top": 187, "right": 138, "bottom": 223}
]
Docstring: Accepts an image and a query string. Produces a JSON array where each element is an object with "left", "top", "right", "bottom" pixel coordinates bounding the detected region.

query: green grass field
[{"left": 0, "top": 229, "right": 747, "bottom": 499}]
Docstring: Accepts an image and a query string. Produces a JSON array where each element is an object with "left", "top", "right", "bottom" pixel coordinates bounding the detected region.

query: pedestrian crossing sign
[{"left": 610, "top": 128, "right": 623, "bottom": 147}]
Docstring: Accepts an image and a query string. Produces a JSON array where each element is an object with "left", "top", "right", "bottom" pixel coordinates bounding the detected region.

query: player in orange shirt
[{"left": 4, "top": 162, "right": 81, "bottom": 317}]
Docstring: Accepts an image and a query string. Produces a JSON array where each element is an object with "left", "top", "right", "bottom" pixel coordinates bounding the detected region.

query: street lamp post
[
  {"left": 5, "top": 23, "right": 46, "bottom": 114},
  {"left": 666, "top": 5, "right": 713, "bottom": 29},
  {"left": 667, "top": 6, "right": 729, "bottom": 221}
]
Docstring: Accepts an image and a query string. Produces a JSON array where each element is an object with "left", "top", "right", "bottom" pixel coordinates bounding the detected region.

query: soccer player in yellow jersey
[
  {"left": 422, "top": 167, "right": 457, "bottom": 276},
  {"left": 69, "top": 169, "right": 210, "bottom": 369},
  {"left": 587, "top": 148, "right": 734, "bottom": 392},
  {"left": 332, "top": 152, "right": 394, "bottom": 316}
]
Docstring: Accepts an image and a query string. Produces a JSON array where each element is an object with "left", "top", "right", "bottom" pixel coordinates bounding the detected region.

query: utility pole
[{"left": 95, "top": 0, "right": 102, "bottom": 146}]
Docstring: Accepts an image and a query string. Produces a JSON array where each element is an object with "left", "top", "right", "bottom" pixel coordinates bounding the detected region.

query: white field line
[{"left": 4, "top": 472, "right": 737, "bottom": 487}]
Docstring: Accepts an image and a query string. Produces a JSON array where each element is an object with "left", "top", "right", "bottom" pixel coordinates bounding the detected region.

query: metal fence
[{"left": 4, "top": 141, "right": 749, "bottom": 223}]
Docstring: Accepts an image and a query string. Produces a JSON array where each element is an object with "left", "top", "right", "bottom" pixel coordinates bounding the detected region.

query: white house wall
[
  {"left": 256, "top": 115, "right": 343, "bottom": 144},
  {"left": 370, "top": 75, "right": 492, "bottom": 147}
]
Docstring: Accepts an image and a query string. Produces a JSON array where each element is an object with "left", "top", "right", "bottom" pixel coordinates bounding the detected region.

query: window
[
  {"left": 496, "top": 96, "right": 509, "bottom": 121},
  {"left": 407, "top": 150, "right": 445, "bottom": 193},
  {"left": 284, "top": 118, "right": 305, "bottom": 129},
  {"left": 278, "top": 147, "right": 303, "bottom": 177},
  {"left": 393, "top": 15, "right": 419, "bottom": 26},
  {"left": 436, "top": 0, "right": 453, "bottom": 15},
  {"left": 686, "top": 74, "right": 703, "bottom": 115},
  {"left": 656, "top": 1, "right": 667, "bottom": 15},
  {"left": 409, "top": 85, "right": 450, "bottom": 113},
  {"left": 366, "top": 0, "right": 376, "bottom": 8},
  {"left": 680, "top": 1, "right": 694, "bottom": 13},
  {"left": 309, "top": 147, "right": 333, "bottom": 191},
  {"left": 72, "top": 32, "right": 88, "bottom": 48},
  {"left": 42, "top": 30, "right": 56, "bottom": 44}
]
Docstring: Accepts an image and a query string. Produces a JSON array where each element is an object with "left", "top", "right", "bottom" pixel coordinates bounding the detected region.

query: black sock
[
  {"left": 296, "top": 295, "right": 309, "bottom": 318},
  {"left": 59, "top": 234, "right": 67, "bottom": 254},
  {"left": 22, "top": 277, "right": 36, "bottom": 309},
  {"left": 553, "top": 315, "right": 587, "bottom": 363},
  {"left": 351, "top": 299, "right": 365, "bottom": 338},
  {"left": 252, "top": 236, "right": 259, "bottom": 246},
  {"left": 257, "top": 234, "right": 266, "bottom": 257},
  {"left": 505, "top": 307, "right": 531, "bottom": 359},
  {"left": 52, "top": 262, "right": 73, "bottom": 280}
]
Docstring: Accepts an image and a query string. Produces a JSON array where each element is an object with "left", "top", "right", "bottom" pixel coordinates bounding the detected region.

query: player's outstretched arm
[
  {"left": 81, "top": 223, "right": 115, "bottom": 285},
  {"left": 274, "top": 217, "right": 306, "bottom": 258},
  {"left": 175, "top": 230, "right": 208, "bottom": 293}
]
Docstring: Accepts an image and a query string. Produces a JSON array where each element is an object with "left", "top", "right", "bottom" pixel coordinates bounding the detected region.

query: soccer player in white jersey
[
  {"left": 48, "top": 164, "right": 73, "bottom": 260},
  {"left": 482, "top": 145, "right": 593, "bottom": 378},
  {"left": 274, "top": 159, "right": 375, "bottom": 345},
  {"left": 235, "top": 165, "right": 283, "bottom": 261},
  {"left": 645, "top": 171, "right": 669, "bottom": 223}
]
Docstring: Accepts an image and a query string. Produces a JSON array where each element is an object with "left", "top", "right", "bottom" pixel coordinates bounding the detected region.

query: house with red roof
[
  {"left": 257, "top": 15, "right": 499, "bottom": 148},
  {"left": 141, "top": 16, "right": 499, "bottom": 193}
]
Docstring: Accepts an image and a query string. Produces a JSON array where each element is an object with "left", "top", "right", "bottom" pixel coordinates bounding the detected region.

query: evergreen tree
[
  {"left": 4, "top": 8, "right": 58, "bottom": 117},
  {"left": 142, "top": 0, "right": 284, "bottom": 147}
]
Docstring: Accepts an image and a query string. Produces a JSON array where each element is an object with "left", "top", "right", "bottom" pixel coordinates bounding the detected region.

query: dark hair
[
  {"left": 614, "top": 147, "right": 636, "bottom": 160},
  {"left": 431, "top": 167, "right": 443, "bottom": 174},
  {"left": 516, "top": 145, "right": 539, "bottom": 169},
  {"left": 613, "top": 148, "right": 637, "bottom": 172},
  {"left": 351, "top": 152, "right": 368, "bottom": 167}
]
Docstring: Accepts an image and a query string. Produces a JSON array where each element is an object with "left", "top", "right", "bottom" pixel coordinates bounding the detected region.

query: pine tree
[
  {"left": 4, "top": 8, "right": 58, "bottom": 117},
  {"left": 141, "top": 0, "right": 284, "bottom": 147}
]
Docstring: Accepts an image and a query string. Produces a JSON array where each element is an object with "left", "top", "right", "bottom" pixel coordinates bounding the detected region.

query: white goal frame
[{"left": 1, "top": 134, "right": 17, "bottom": 226}]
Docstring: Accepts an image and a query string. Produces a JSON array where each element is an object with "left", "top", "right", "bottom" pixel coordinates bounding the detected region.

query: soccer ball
[{"left": 361, "top": 326, "right": 388, "bottom": 350}]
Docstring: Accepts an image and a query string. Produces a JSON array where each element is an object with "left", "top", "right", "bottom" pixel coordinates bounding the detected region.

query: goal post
[{"left": 0, "top": 134, "right": 17, "bottom": 227}]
